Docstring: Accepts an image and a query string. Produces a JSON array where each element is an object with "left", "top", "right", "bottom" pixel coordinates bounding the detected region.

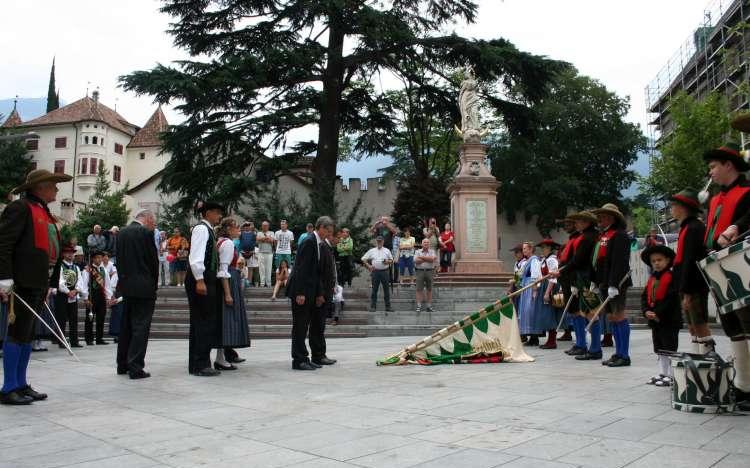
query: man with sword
[{"left": 0, "top": 169, "right": 71, "bottom": 405}]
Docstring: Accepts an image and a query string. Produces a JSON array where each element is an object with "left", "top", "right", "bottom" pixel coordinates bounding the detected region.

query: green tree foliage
[
  {"left": 120, "top": 0, "right": 565, "bottom": 217},
  {"left": 488, "top": 69, "right": 646, "bottom": 235},
  {"left": 645, "top": 91, "right": 732, "bottom": 198},
  {"left": 46, "top": 58, "right": 59, "bottom": 113},
  {"left": 158, "top": 196, "right": 192, "bottom": 236},
  {"left": 0, "top": 127, "right": 33, "bottom": 200},
  {"left": 72, "top": 166, "right": 129, "bottom": 250}
]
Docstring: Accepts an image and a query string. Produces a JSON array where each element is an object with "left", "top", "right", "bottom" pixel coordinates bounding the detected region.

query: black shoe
[
  {"left": 0, "top": 390, "right": 33, "bottom": 405},
  {"left": 607, "top": 356, "right": 631, "bottom": 367},
  {"left": 19, "top": 385, "right": 47, "bottom": 401},
  {"left": 308, "top": 360, "right": 322, "bottom": 368},
  {"left": 96, "top": 340, "right": 109, "bottom": 345},
  {"left": 214, "top": 362, "right": 237, "bottom": 371},
  {"left": 86, "top": 341, "right": 94, "bottom": 346},
  {"left": 568, "top": 347, "right": 586, "bottom": 356},
  {"left": 385, "top": 306, "right": 394, "bottom": 312},
  {"left": 575, "top": 351, "right": 602, "bottom": 361},
  {"left": 193, "top": 367, "right": 221, "bottom": 377},
  {"left": 129, "top": 370, "right": 151, "bottom": 380},
  {"left": 226, "top": 356, "right": 246, "bottom": 364},
  {"left": 602, "top": 354, "right": 621, "bottom": 366},
  {"left": 71, "top": 342, "right": 83, "bottom": 348},
  {"left": 117, "top": 368, "right": 128, "bottom": 375},
  {"left": 312, "top": 357, "right": 337, "bottom": 366},
  {"left": 292, "top": 361, "right": 317, "bottom": 371}
]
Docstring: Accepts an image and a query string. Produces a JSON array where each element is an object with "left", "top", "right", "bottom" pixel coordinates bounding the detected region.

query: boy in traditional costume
[
  {"left": 56, "top": 243, "right": 84, "bottom": 348},
  {"left": 81, "top": 250, "right": 113, "bottom": 345}
]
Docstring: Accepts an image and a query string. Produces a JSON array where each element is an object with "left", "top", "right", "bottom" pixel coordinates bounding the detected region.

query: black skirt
[{"left": 221, "top": 268, "right": 250, "bottom": 348}]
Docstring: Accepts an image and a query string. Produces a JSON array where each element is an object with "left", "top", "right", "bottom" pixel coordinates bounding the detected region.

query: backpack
[{"left": 239, "top": 231, "right": 256, "bottom": 256}]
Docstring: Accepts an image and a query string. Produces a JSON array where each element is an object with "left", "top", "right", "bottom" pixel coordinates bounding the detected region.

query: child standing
[{"left": 641, "top": 245, "right": 682, "bottom": 387}]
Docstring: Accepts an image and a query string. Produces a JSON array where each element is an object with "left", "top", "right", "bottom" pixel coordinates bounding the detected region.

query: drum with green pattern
[
  {"left": 671, "top": 354, "right": 734, "bottom": 413},
  {"left": 698, "top": 239, "right": 750, "bottom": 315}
]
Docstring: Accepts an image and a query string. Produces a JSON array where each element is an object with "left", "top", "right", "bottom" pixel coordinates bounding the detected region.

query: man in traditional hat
[
  {"left": 669, "top": 189, "right": 713, "bottom": 353},
  {"left": 555, "top": 217, "right": 578, "bottom": 342},
  {"left": 590, "top": 203, "right": 632, "bottom": 367},
  {"left": 703, "top": 141, "right": 750, "bottom": 410},
  {"left": 0, "top": 169, "right": 71, "bottom": 404},
  {"left": 55, "top": 242, "right": 85, "bottom": 349},
  {"left": 186, "top": 201, "right": 225, "bottom": 376}
]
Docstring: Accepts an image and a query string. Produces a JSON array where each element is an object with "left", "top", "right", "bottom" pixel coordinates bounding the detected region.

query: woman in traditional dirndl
[
  {"left": 518, "top": 242, "right": 543, "bottom": 345},
  {"left": 213, "top": 218, "right": 251, "bottom": 371},
  {"left": 535, "top": 239, "right": 561, "bottom": 349}
]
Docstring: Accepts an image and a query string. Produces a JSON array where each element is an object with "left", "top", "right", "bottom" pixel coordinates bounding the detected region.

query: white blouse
[{"left": 217, "top": 238, "right": 235, "bottom": 279}]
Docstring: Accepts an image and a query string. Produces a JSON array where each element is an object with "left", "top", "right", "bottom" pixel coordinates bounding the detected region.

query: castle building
[{"left": 1, "top": 91, "right": 170, "bottom": 221}]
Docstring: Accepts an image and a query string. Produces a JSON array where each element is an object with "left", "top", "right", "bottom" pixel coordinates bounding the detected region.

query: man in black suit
[
  {"left": 286, "top": 216, "right": 336, "bottom": 370},
  {"left": 115, "top": 209, "right": 159, "bottom": 379}
]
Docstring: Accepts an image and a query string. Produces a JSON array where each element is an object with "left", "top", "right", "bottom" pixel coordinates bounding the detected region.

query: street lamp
[{"left": 0, "top": 132, "right": 39, "bottom": 141}]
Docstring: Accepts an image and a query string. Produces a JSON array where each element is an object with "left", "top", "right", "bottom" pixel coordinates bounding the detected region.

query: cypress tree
[{"left": 46, "top": 57, "right": 59, "bottom": 113}]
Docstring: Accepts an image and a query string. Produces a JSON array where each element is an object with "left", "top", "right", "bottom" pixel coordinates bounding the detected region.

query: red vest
[
  {"left": 27, "top": 200, "right": 60, "bottom": 266},
  {"left": 646, "top": 271, "right": 672, "bottom": 309},
  {"left": 674, "top": 224, "right": 688, "bottom": 265},
  {"left": 704, "top": 184, "right": 750, "bottom": 247},
  {"left": 593, "top": 228, "right": 616, "bottom": 265},
  {"left": 559, "top": 233, "right": 581, "bottom": 263}
]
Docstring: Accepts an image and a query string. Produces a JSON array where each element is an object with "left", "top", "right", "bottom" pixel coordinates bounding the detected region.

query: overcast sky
[{"left": 1, "top": 0, "right": 710, "bottom": 134}]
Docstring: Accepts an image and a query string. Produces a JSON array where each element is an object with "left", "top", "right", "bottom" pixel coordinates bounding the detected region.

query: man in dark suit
[
  {"left": 286, "top": 216, "right": 336, "bottom": 370},
  {"left": 115, "top": 209, "right": 159, "bottom": 379},
  {"left": 315, "top": 230, "right": 339, "bottom": 365}
]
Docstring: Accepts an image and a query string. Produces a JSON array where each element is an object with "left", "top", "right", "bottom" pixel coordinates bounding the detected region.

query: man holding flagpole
[{"left": 0, "top": 169, "right": 71, "bottom": 405}]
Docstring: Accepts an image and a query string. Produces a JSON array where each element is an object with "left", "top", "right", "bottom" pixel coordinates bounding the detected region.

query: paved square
[{"left": 1, "top": 330, "right": 748, "bottom": 467}]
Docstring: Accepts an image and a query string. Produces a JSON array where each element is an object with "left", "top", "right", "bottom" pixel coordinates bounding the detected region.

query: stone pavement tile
[
  {"left": 309, "top": 433, "right": 413, "bottom": 461},
  {"left": 54, "top": 453, "right": 166, "bottom": 468},
  {"left": 310, "top": 406, "right": 422, "bottom": 429},
  {"left": 701, "top": 428, "right": 750, "bottom": 455},
  {"left": 503, "top": 432, "right": 600, "bottom": 460},
  {"left": 528, "top": 396, "right": 628, "bottom": 416},
  {"left": 215, "top": 413, "right": 316, "bottom": 436},
  {"left": 496, "top": 458, "right": 577, "bottom": 468},
  {"left": 595, "top": 418, "right": 672, "bottom": 441},
  {"left": 241, "top": 420, "right": 335, "bottom": 443},
  {"left": 0, "top": 429, "right": 105, "bottom": 461},
  {"left": 645, "top": 422, "right": 729, "bottom": 448},
  {"left": 218, "top": 447, "right": 319, "bottom": 468},
  {"left": 375, "top": 415, "right": 454, "bottom": 436},
  {"left": 454, "top": 426, "right": 548, "bottom": 451},
  {"left": 167, "top": 405, "right": 272, "bottom": 428},
  {"left": 152, "top": 436, "right": 278, "bottom": 467},
  {"left": 545, "top": 413, "right": 622, "bottom": 435},
  {"left": 411, "top": 421, "right": 499, "bottom": 444},
  {"left": 700, "top": 415, "right": 750, "bottom": 432},
  {"left": 349, "top": 441, "right": 463, "bottom": 468},
  {"left": 411, "top": 448, "right": 517, "bottom": 468},
  {"left": 276, "top": 427, "right": 375, "bottom": 451},
  {"left": 284, "top": 459, "right": 363, "bottom": 468},
  {"left": 623, "top": 445, "right": 727, "bottom": 468},
  {"left": 557, "top": 439, "right": 659, "bottom": 468},
  {"left": 462, "top": 405, "right": 573, "bottom": 428},
  {"left": 712, "top": 454, "right": 750, "bottom": 468},
  {"left": 652, "top": 409, "right": 717, "bottom": 425},
  {"left": 605, "top": 403, "right": 671, "bottom": 420},
  {"left": 10, "top": 443, "right": 131, "bottom": 468}
]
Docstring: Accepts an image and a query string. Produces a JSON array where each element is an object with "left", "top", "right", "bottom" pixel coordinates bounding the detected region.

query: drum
[
  {"left": 698, "top": 239, "right": 750, "bottom": 316},
  {"left": 670, "top": 353, "right": 734, "bottom": 413}
]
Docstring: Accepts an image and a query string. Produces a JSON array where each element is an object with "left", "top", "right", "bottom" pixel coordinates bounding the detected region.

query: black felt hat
[
  {"left": 703, "top": 142, "right": 750, "bottom": 172},
  {"left": 640, "top": 245, "right": 676, "bottom": 267},
  {"left": 195, "top": 200, "right": 225, "bottom": 215}
]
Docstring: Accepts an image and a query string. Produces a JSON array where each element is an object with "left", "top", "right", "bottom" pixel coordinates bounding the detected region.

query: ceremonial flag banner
[{"left": 377, "top": 296, "right": 534, "bottom": 366}]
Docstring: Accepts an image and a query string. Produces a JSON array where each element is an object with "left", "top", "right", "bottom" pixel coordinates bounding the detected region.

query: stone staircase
[{"left": 71, "top": 282, "right": 653, "bottom": 340}]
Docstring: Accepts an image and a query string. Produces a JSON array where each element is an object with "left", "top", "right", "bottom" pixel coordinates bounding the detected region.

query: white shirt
[
  {"left": 58, "top": 260, "right": 84, "bottom": 303},
  {"left": 217, "top": 238, "right": 235, "bottom": 279},
  {"left": 248, "top": 247, "right": 260, "bottom": 268},
  {"left": 275, "top": 229, "right": 294, "bottom": 254},
  {"left": 104, "top": 261, "right": 117, "bottom": 278},
  {"left": 415, "top": 248, "right": 437, "bottom": 270},
  {"left": 189, "top": 220, "right": 213, "bottom": 280},
  {"left": 257, "top": 230, "right": 275, "bottom": 254},
  {"left": 543, "top": 254, "right": 559, "bottom": 284},
  {"left": 80, "top": 262, "right": 113, "bottom": 301},
  {"left": 361, "top": 247, "right": 393, "bottom": 270}
]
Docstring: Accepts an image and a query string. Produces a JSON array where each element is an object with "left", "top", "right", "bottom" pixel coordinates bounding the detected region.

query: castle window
[
  {"left": 55, "top": 137, "right": 66, "bottom": 148},
  {"left": 101, "top": 138, "right": 104, "bottom": 146},
  {"left": 30, "top": 161, "right": 37, "bottom": 171},
  {"left": 79, "top": 158, "right": 88, "bottom": 175},
  {"left": 92, "top": 136, "right": 98, "bottom": 145},
  {"left": 89, "top": 157, "right": 98, "bottom": 175},
  {"left": 84, "top": 136, "right": 89, "bottom": 144},
  {"left": 113, "top": 165, "right": 121, "bottom": 183},
  {"left": 114, "top": 143, "right": 124, "bottom": 155},
  {"left": 54, "top": 160, "right": 65, "bottom": 174},
  {"left": 86, "top": 124, "right": 89, "bottom": 128},
  {"left": 26, "top": 139, "right": 39, "bottom": 150},
  {"left": 140, "top": 152, "right": 145, "bottom": 160}
]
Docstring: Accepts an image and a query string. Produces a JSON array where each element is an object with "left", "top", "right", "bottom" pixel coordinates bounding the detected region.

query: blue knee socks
[
  {"left": 588, "top": 319, "right": 602, "bottom": 354},
  {"left": 17, "top": 343, "right": 32, "bottom": 388},
  {"left": 617, "top": 319, "right": 630, "bottom": 359},
  {"left": 2, "top": 340, "right": 21, "bottom": 393},
  {"left": 574, "top": 316, "right": 587, "bottom": 349}
]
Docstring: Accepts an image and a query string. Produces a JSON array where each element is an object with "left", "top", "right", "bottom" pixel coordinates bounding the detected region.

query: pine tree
[
  {"left": 46, "top": 57, "right": 59, "bottom": 113},
  {"left": 120, "top": 0, "right": 566, "bottom": 217},
  {"left": 72, "top": 165, "right": 129, "bottom": 249},
  {"left": 0, "top": 126, "right": 34, "bottom": 200}
]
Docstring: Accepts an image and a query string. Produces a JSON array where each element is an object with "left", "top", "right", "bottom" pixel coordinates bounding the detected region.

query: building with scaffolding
[{"left": 646, "top": 0, "right": 749, "bottom": 147}]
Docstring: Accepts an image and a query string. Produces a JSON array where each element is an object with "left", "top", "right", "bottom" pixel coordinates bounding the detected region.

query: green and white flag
[{"left": 377, "top": 296, "right": 534, "bottom": 366}]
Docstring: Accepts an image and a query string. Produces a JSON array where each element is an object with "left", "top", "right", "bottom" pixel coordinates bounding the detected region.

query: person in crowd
[
  {"left": 362, "top": 236, "right": 394, "bottom": 313},
  {"left": 318, "top": 229, "right": 339, "bottom": 355},
  {"left": 186, "top": 201, "right": 224, "bottom": 377},
  {"left": 214, "top": 218, "right": 251, "bottom": 371},
  {"left": 391, "top": 226, "right": 401, "bottom": 284},
  {"left": 398, "top": 227, "right": 416, "bottom": 284},
  {"left": 286, "top": 216, "right": 337, "bottom": 370},
  {"left": 239, "top": 221, "right": 257, "bottom": 260},
  {"left": 414, "top": 238, "right": 437, "bottom": 313},
  {"left": 247, "top": 246, "right": 260, "bottom": 287},
  {"left": 101, "top": 252, "right": 120, "bottom": 343},
  {"left": 508, "top": 244, "right": 525, "bottom": 317},
  {"left": 74, "top": 245, "right": 86, "bottom": 271},
  {"left": 336, "top": 228, "right": 353, "bottom": 287},
  {"left": 158, "top": 231, "right": 169, "bottom": 287},
  {"left": 591, "top": 203, "right": 632, "bottom": 367},
  {"left": 0, "top": 168, "right": 71, "bottom": 405},
  {"left": 31, "top": 294, "right": 55, "bottom": 352},
  {"left": 274, "top": 219, "right": 295, "bottom": 269},
  {"left": 87, "top": 225, "right": 107, "bottom": 256},
  {"left": 371, "top": 215, "right": 397, "bottom": 284},
  {"left": 518, "top": 241, "right": 542, "bottom": 346},
  {"left": 56, "top": 243, "right": 84, "bottom": 348},
  {"left": 536, "top": 239, "right": 561, "bottom": 349},
  {"left": 423, "top": 217, "right": 440, "bottom": 253},
  {"left": 438, "top": 222, "right": 455, "bottom": 273},
  {"left": 298, "top": 223, "right": 314, "bottom": 244},
  {"left": 167, "top": 228, "right": 190, "bottom": 287},
  {"left": 81, "top": 250, "right": 112, "bottom": 346},
  {"left": 115, "top": 209, "right": 159, "bottom": 379},
  {"left": 641, "top": 245, "right": 681, "bottom": 387},
  {"left": 644, "top": 228, "right": 666, "bottom": 248},
  {"left": 555, "top": 217, "right": 578, "bottom": 342},
  {"left": 107, "top": 226, "right": 119, "bottom": 264},
  {"left": 256, "top": 221, "right": 275, "bottom": 288},
  {"left": 271, "top": 259, "right": 290, "bottom": 301},
  {"left": 236, "top": 257, "right": 249, "bottom": 289}
]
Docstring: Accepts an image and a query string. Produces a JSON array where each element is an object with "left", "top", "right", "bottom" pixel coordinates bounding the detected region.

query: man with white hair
[
  {"left": 107, "top": 226, "right": 120, "bottom": 264},
  {"left": 115, "top": 209, "right": 159, "bottom": 379},
  {"left": 87, "top": 225, "right": 107, "bottom": 257}
]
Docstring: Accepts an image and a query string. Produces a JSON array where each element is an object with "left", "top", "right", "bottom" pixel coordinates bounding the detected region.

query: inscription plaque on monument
[{"left": 465, "top": 200, "right": 488, "bottom": 253}]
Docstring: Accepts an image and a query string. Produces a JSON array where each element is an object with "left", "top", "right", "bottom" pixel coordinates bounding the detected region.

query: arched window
[
  {"left": 84, "top": 136, "right": 89, "bottom": 144},
  {"left": 92, "top": 136, "right": 98, "bottom": 145}
]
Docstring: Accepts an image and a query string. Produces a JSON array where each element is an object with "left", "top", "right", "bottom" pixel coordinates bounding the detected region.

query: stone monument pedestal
[{"left": 447, "top": 143, "right": 503, "bottom": 273}]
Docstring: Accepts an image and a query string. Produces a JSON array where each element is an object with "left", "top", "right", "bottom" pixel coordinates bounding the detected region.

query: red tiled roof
[
  {"left": 1, "top": 108, "right": 22, "bottom": 128},
  {"left": 128, "top": 106, "right": 168, "bottom": 148},
  {"left": 19, "top": 96, "right": 137, "bottom": 135}
]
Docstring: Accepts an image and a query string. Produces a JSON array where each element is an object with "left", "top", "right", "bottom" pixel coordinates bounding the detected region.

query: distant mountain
[
  {"left": 0, "top": 97, "right": 67, "bottom": 123},
  {"left": 622, "top": 150, "right": 650, "bottom": 199}
]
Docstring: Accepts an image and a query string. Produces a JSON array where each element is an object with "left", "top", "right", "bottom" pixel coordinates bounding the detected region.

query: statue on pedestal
[{"left": 456, "top": 64, "right": 489, "bottom": 144}]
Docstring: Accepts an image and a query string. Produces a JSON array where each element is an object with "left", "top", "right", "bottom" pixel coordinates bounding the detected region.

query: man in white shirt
[
  {"left": 81, "top": 250, "right": 113, "bottom": 346},
  {"left": 55, "top": 243, "right": 85, "bottom": 348},
  {"left": 361, "top": 236, "right": 394, "bottom": 312},
  {"left": 274, "top": 219, "right": 294, "bottom": 271},
  {"left": 414, "top": 238, "right": 437, "bottom": 313},
  {"left": 256, "top": 221, "right": 275, "bottom": 287}
]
